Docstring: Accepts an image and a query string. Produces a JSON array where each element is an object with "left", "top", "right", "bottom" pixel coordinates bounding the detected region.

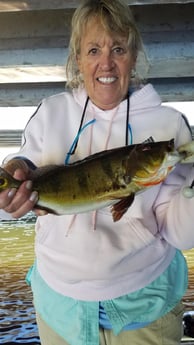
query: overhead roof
[{"left": 0, "top": 0, "right": 193, "bottom": 106}]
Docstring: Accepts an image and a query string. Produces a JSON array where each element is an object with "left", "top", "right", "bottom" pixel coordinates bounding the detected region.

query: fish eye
[{"left": 0, "top": 177, "right": 7, "bottom": 188}]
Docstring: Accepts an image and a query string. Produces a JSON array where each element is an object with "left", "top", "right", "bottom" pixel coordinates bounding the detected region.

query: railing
[
  {"left": 0, "top": 128, "right": 194, "bottom": 148},
  {"left": 0, "top": 129, "right": 23, "bottom": 146}
]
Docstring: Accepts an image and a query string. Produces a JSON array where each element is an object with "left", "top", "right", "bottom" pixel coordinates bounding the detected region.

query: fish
[{"left": 0, "top": 139, "right": 193, "bottom": 222}]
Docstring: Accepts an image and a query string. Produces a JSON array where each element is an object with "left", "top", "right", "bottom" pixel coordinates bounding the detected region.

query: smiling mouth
[{"left": 97, "top": 77, "right": 117, "bottom": 84}]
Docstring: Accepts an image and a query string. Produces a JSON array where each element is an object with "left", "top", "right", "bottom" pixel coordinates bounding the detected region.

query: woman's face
[{"left": 77, "top": 17, "right": 136, "bottom": 110}]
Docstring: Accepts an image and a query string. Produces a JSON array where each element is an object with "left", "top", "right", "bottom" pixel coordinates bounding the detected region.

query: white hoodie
[{"left": 3, "top": 83, "right": 194, "bottom": 301}]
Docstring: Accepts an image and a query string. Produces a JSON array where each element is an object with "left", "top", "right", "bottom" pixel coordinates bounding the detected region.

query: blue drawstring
[
  {"left": 65, "top": 119, "right": 96, "bottom": 165},
  {"left": 65, "top": 94, "right": 133, "bottom": 165},
  {"left": 128, "top": 123, "right": 133, "bottom": 145},
  {"left": 65, "top": 120, "right": 133, "bottom": 165}
]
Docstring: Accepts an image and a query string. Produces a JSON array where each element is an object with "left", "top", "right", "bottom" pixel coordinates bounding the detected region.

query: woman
[{"left": 0, "top": 0, "right": 194, "bottom": 344}]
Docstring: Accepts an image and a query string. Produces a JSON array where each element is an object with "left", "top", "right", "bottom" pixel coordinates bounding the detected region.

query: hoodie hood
[{"left": 72, "top": 83, "right": 162, "bottom": 116}]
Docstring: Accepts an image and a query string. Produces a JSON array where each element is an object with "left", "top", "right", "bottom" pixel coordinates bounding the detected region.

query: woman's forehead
[{"left": 81, "top": 17, "right": 128, "bottom": 44}]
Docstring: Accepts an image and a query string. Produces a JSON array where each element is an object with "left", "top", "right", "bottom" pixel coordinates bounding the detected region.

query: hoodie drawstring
[{"left": 65, "top": 96, "right": 132, "bottom": 235}]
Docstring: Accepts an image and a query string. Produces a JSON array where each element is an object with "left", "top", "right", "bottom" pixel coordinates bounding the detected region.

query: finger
[
  {"left": 10, "top": 191, "right": 39, "bottom": 218},
  {"left": 3, "top": 180, "right": 32, "bottom": 211},
  {"left": 0, "top": 188, "right": 17, "bottom": 209},
  {"left": 4, "top": 159, "right": 29, "bottom": 177},
  {"left": 13, "top": 168, "right": 28, "bottom": 181},
  {"left": 3, "top": 181, "right": 38, "bottom": 217}
]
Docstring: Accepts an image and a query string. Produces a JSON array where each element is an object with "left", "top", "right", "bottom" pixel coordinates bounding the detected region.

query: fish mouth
[
  {"left": 164, "top": 151, "right": 181, "bottom": 167},
  {"left": 149, "top": 151, "right": 182, "bottom": 184},
  {"left": 178, "top": 141, "right": 194, "bottom": 163}
]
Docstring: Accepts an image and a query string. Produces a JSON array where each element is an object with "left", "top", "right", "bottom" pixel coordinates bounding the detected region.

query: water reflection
[
  {"left": 183, "top": 250, "right": 194, "bottom": 311},
  {"left": 0, "top": 215, "right": 40, "bottom": 344},
  {"left": 1, "top": 215, "right": 194, "bottom": 344}
]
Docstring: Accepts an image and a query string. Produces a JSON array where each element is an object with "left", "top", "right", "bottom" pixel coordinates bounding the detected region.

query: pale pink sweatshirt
[{"left": 2, "top": 84, "right": 194, "bottom": 301}]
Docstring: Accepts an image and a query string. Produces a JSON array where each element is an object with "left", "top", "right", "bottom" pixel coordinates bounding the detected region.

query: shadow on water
[{"left": 0, "top": 213, "right": 40, "bottom": 344}]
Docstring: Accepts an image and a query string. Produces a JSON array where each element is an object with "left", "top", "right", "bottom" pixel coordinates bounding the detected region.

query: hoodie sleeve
[{"left": 154, "top": 115, "right": 194, "bottom": 250}]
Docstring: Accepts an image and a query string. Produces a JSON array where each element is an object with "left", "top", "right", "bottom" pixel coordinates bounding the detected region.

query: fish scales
[
  {"left": 28, "top": 156, "right": 124, "bottom": 209},
  {"left": 0, "top": 138, "right": 193, "bottom": 221},
  {"left": 31, "top": 140, "right": 176, "bottom": 218}
]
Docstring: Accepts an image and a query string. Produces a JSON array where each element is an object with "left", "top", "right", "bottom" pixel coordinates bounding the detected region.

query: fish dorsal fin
[{"left": 111, "top": 194, "right": 135, "bottom": 222}]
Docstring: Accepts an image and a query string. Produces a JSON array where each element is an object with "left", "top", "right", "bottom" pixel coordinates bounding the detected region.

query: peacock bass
[{"left": 0, "top": 139, "right": 193, "bottom": 222}]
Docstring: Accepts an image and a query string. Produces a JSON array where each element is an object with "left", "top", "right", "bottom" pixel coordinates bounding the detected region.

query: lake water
[
  {"left": 1, "top": 216, "right": 194, "bottom": 344},
  {"left": 0, "top": 214, "right": 40, "bottom": 345}
]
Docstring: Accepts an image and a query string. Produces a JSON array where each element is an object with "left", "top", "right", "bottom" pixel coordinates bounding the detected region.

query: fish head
[
  {"left": 151, "top": 149, "right": 182, "bottom": 183},
  {"left": 0, "top": 167, "right": 21, "bottom": 191},
  {"left": 131, "top": 139, "right": 180, "bottom": 187},
  {"left": 112, "top": 139, "right": 178, "bottom": 221},
  {"left": 162, "top": 150, "right": 181, "bottom": 168}
]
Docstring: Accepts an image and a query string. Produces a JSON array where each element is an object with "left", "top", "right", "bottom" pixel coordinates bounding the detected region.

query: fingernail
[
  {"left": 26, "top": 181, "right": 32, "bottom": 190},
  {"left": 8, "top": 188, "right": 17, "bottom": 198},
  {"left": 29, "top": 191, "right": 38, "bottom": 203}
]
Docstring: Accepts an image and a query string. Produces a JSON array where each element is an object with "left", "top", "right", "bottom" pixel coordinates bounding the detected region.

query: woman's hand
[{"left": 0, "top": 159, "right": 39, "bottom": 219}]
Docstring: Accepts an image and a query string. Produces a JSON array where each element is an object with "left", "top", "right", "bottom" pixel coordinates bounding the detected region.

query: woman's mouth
[{"left": 97, "top": 77, "right": 117, "bottom": 84}]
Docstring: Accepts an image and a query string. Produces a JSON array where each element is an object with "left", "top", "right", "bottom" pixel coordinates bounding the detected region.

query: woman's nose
[{"left": 100, "top": 52, "right": 114, "bottom": 70}]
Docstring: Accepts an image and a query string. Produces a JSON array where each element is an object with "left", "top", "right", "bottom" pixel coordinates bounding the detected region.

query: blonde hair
[{"left": 66, "top": 0, "right": 143, "bottom": 89}]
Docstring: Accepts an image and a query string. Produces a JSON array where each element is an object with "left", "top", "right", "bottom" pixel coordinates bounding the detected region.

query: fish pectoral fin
[
  {"left": 111, "top": 194, "right": 135, "bottom": 222},
  {"left": 34, "top": 205, "right": 59, "bottom": 215}
]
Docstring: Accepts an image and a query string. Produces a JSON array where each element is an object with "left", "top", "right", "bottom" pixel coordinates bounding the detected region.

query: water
[
  {"left": 0, "top": 214, "right": 40, "bottom": 344},
  {"left": 182, "top": 251, "right": 194, "bottom": 311},
  {"left": 1, "top": 215, "right": 194, "bottom": 344}
]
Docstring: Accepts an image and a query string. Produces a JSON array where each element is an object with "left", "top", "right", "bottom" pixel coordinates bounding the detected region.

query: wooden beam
[
  {"left": 131, "top": 0, "right": 194, "bottom": 4},
  {"left": 0, "top": 77, "right": 193, "bottom": 107},
  {"left": 0, "top": 130, "right": 23, "bottom": 146},
  {"left": 0, "top": 0, "right": 193, "bottom": 13},
  {"left": 0, "top": 1, "right": 78, "bottom": 12},
  {"left": 150, "top": 77, "right": 194, "bottom": 102},
  {"left": 1, "top": 125, "right": 194, "bottom": 148},
  {"left": 0, "top": 66, "right": 66, "bottom": 84},
  {"left": 0, "top": 47, "right": 194, "bottom": 83},
  {"left": 0, "top": 82, "right": 66, "bottom": 107},
  {"left": 0, "top": 2, "right": 193, "bottom": 105},
  {"left": 0, "top": 10, "right": 72, "bottom": 50}
]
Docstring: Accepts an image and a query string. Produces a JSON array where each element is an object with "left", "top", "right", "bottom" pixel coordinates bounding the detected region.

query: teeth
[{"left": 98, "top": 77, "right": 116, "bottom": 83}]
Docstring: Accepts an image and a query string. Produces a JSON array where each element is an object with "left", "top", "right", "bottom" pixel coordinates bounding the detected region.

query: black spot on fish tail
[{"left": 111, "top": 194, "right": 135, "bottom": 222}]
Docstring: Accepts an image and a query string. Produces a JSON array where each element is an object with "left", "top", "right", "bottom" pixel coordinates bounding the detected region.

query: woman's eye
[
  {"left": 88, "top": 48, "right": 98, "bottom": 55},
  {"left": 113, "top": 47, "right": 125, "bottom": 54}
]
